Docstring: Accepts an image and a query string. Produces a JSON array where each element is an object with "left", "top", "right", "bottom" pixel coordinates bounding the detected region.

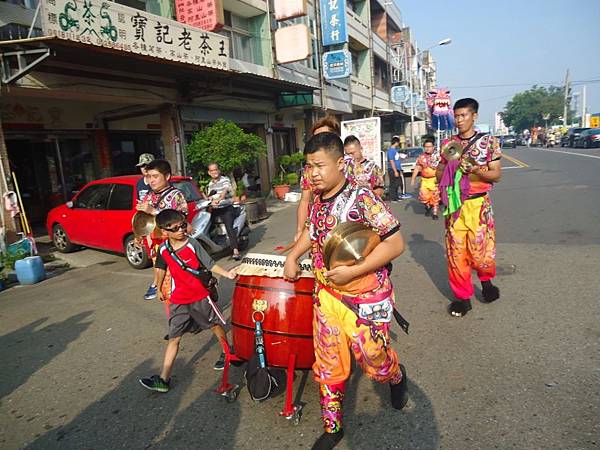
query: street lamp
[{"left": 408, "top": 37, "right": 452, "bottom": 146}]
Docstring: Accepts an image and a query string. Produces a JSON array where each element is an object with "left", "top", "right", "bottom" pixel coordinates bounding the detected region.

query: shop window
[
  {"left": 75, "top": 184, "right": 112, "bottom": 209},
  {"left": 108, "top": 184, "right": 134, "bottom": 210}
]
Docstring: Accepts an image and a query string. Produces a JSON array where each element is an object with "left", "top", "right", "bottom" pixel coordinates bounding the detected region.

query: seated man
[{"left": 206, "top": 163, "right": 241, "bottom": 261}]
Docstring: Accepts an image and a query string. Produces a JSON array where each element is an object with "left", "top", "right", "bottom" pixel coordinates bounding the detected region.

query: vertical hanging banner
[
  {"left": 320, "top": 0, "right": 348, "bottom": 46},
  {"left": 341, "top": 117, "right": 382, "bottom": 167},
  {"left": 175, "top": 0, "right": 224, "bottom": 32},
  {"left": 274, "top": 0, "right": 308, "bottom": 21}
]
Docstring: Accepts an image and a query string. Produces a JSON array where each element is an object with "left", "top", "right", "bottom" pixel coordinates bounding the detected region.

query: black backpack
[{"left": 244, "top": 320, "right": 278, "bottom": 402}]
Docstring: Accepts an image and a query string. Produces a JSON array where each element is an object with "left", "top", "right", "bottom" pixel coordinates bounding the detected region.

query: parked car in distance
[
  {"left": 562, "top": 127, "right": 590, "bottom": 147},
  {"left": 400, "top": 147, "right": 424, "bottom": 174},
  {"left": 499, "top": 135, "right": 517, "bottom": 148},
  {"left": 574, "top": 128, "right": 600, "bottom": 148},
  {"left": 46, "top": 175, "right": 203, "bottom": 269}
]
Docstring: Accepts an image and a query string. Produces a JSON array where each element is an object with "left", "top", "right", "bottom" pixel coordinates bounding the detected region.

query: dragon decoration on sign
[{"left": 426, "top": 88, "right": 455, "bottom": 131}]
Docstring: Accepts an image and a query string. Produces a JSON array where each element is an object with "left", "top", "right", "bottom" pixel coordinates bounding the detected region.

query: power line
[{"left": 447, "top": 78, "right": 600, "bottom": 89}]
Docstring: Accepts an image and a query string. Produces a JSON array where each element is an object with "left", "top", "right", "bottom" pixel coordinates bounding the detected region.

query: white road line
[
  {"left": 530, "top": 147, "right": 600, "bottom": 160},
  {"left": 502, "top": 166, "right": 522, "bottom": 170}
]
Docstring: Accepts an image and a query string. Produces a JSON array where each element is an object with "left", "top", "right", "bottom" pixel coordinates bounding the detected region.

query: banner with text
[
  {"left": 341, "top": 117, "right": 382, "bottom": 168},
  {"left": 42, "top": 0, "right": 229, "bottom": 70}
]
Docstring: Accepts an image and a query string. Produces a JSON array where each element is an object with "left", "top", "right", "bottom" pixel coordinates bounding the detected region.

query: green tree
[
  {"left": 186, "top": 119, "right": 266, "bottom": 182},
  {"left": 502, "top": 86, "right": 567, "bottom": 132}
]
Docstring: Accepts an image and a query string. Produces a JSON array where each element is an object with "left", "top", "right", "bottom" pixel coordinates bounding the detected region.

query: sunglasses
[{"left": 161, "top": 222, "right": 187, "bottom": 232}]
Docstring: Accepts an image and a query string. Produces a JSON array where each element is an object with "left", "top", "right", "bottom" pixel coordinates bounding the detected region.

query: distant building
[{"left": 494, "top": 113, "right": 508, "bottom": 135}]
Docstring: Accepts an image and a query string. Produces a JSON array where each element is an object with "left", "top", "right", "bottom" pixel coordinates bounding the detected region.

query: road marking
[
  {"left": 530, "top": 147, "right": 600, "bottom": 160},
  {"left": 503, "top": 154, "right": 529, "bottom": 168},
  {"left": 502, "top": 166, "right": 523, "bottom": 170}
]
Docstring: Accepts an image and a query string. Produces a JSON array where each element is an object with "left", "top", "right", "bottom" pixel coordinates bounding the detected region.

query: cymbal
[
  {"left": 441, "top": 141, "right": 463, "bottom": 161},
  {"left": 132, "top": 211, "right": 156, "bottom": 238},
  {"left": 323, "top": 222, "right": 380, "bottom": 270}
]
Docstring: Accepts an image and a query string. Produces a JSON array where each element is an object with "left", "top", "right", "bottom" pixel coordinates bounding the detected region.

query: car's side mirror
[{"left": 66, "top": 201, "right": 73, "bottom": 209}]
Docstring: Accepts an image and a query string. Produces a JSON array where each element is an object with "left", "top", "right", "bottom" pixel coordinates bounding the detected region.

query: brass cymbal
[
  {"left": 441, "top": 141, "right": 463, "bottom": 161},
  {"left": 132, "top": 211, "right": 156, "bottom": 238},
  {"left": 323, "top": 222, "right": 380, "bottom": 270}
]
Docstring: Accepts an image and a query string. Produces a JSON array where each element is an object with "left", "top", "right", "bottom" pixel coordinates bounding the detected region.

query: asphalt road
[{"left": 0, "top": 146, "right": 598, "bottom": 450}]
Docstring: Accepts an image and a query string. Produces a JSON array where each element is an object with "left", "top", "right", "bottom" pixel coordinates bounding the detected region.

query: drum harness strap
[{"left": 163, "top": 239, "right": 219, "bottom": 301}]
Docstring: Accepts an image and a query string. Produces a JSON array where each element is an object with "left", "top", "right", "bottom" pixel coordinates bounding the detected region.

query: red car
[{"left": 46, "top": 175, "right": 202, "bottom": 269}]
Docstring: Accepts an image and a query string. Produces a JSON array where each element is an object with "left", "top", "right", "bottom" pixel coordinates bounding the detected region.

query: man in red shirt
[{"left": 139, "top": 209, "right": 236, "bottom": 393}]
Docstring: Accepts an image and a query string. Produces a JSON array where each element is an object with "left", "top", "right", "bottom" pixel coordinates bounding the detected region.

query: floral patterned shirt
[
  {"left": 415, "top": 152, "right": 440, "bottom": 178},
  {"left": 308, "top": 181, "right": 400, "bottom": 300},
  {"left": 441, "top": 133, "right": 502, "bottom": 195},
  {"left": 142, "top": 186, "right": 188, "bottom": 216},
  {"left": 344, "top": 158, "right": 384, "bottom": 191}
]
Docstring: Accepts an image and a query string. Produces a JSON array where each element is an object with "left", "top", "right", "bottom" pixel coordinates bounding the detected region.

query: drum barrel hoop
[
  {"left": 231, "top": 321, "right": 313, "bottom": 339},
  {"left": 235, "top": 282, "right": 314, "bottom": 296}
]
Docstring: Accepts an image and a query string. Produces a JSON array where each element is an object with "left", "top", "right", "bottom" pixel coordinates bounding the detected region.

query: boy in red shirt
[{"left": 139, "top": 209, "right": 236, "bottom": 393}]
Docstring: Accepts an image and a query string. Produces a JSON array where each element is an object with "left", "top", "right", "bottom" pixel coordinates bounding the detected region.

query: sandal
[{"left": 448, "top": 300, "right": 472, "bottom": 317}]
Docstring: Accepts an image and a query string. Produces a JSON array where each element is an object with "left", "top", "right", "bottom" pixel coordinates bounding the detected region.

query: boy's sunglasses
[{"left": 161, "top": 222, "right": 187, "bottom": 232}]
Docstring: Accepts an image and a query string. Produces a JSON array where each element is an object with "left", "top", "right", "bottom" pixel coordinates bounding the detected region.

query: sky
[{"left": 395, "top": 0, "right": 600, "bottom": 127}]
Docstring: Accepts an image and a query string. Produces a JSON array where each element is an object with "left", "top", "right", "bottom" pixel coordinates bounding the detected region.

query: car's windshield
[
  {"left": 404, "top": 148, "right": 423, "bottom": 157},
  {"left": 171, "top": 180, "right": 202, "bottom": 202}
]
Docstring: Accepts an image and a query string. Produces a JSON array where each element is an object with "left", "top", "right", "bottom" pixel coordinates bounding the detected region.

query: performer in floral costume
[
  {"left": 343, "top": 135, "right": 384, "bottom": 197},
  {"left": 437, "top": 98, "right": 502, "bottom": 317},
  {"left": 284, "top": 133, "right": 408, "bottom": 450},
  {"left": 410, "top": 137, "right": 441, "bottom": 219}
]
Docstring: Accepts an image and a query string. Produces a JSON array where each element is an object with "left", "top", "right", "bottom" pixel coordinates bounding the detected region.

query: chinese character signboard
[
  {"left": 341, "top": 117, "right": 382, "bottom": 168},
  {"left": 274, "top": 0, "right": 307, "bottom": 21},
  {"left": 416, "top": 99, "right": 427, "bottom": 113},
  {"left": 322, "top": 49, "right": 350, "bottom": 80},
  {"left": 404, "top": 93, "right": 420, "bottom": 108},
  {"left": 590, "top": 116, "right": 600, "bottom": 128},
  {"left": 391, "top": 85, "right": 409, "bottom": 104},
  {"left": 274, "top": 24, "right": 311, "bottom": 64},
  {"left": 320, "top": 0, "right": 348, "bottom": 46},
  {"left": 41, "top": 0, "right": 229, "bottom": 70},
  {"left": 175, "top": 0, "right": 224, "bottom": 32}
]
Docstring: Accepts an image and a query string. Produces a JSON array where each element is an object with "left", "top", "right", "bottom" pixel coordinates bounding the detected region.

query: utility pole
[
  {"left": 581, "top": 85, "right": 587, "bottom": 127},
  {"left": 563, "top": 69, "right": 570, "bottom": 127}
]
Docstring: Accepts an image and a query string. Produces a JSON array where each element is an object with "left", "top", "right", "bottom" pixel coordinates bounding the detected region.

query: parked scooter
[{"left": 190, "top": 198, "right": 251, "bottom": 255}]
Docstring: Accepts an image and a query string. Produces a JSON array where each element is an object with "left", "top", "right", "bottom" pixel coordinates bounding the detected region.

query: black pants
[
  {"left": 388, "top": 172, "right": 405, "bottom": 200},
  {"left": 212, "top": 205, "right": 238, "bottom": 251}
]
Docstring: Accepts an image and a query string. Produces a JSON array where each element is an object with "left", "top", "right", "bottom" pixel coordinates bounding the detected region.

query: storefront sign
[
  {"left": 41, "top": 0, "right": 229, "bottom": 70},
  {"left": 175, "top": 0, "right": 224, "bottom": 32},
  {"left": 320, "top": 0, "right": 348, "bottom": 46},
  {"left": 391, "top": 85, "right": 409, "bottom": 104},
  {"left": 274, "top": 24, "right": 311, "bottom": 64},
  {"left": 322, "top": 49, "right": 351, "bottom": 80},
  {"left": 341, "top": 117, "right": 382, "bottom": 168},
  {"left": 404, "top": 93, "right": 420, "bottom": 108},
  {"left": 274, "top": 0, "right": 307, "bottom": 21},
  {"left": 416, "top": 100, "right": 427, "bottom": 113}
]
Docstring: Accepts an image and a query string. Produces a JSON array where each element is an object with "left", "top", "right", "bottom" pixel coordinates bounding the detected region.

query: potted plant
[
  {"left": 186, "top": 119, "right": 266, "bottom": 195},
  {"left": 272, "top": 169, "right": 290, "bottom": 200}
]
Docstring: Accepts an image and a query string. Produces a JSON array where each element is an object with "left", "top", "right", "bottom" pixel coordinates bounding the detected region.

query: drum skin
[{"left": 232, "top": 274, "right": 315, "bottom": 369}]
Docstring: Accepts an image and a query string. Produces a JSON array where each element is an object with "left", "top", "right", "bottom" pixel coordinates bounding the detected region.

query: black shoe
[
  {"left": 424, "top": 207, "right": 432, "bottom": 216},
  {"left": 481, "top": 281, "right": 500, "bottom": 303},
  {"left": 432, "top": 213, "right": 439, "bottom": 220},
  {"left": 213, "top": 352, "right": 226, "bottom": 370},
  {"left": 163, "top": 334, "right": 169, "bottom": 341},
  {"left": 311, "top": 430, "right": 344, "bottom": 450},
  {"left": 448, "top": 299, "right": 472, "bottom": 317},
  {"left": 232, "top": 253, "right": 242, "bottom": 261},
  {"left": 139, "top": 375, "right": 170, "bottom": 393},
  {"left": 390, "top": 364, "right": 408, "bottom": 410}
]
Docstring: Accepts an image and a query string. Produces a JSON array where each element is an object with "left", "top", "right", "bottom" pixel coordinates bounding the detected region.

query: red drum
[{"left": 232, "top": 253, "right": 315, "bottom": 369}]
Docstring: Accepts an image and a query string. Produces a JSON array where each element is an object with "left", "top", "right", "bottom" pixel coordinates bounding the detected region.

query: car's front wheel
[
  {"left": 52, "top": 224, "right": 78, "bottom": 253},
  {"left": 124, "top": 235, "right": 151, "bottom": 269}
]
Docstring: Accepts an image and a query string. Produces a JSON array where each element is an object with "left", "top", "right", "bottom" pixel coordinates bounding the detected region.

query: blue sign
[
  {"left": 416, "top": 100, "right": 428, "bottom": 113},
  {"left": 320, "top": 0, "right": 348, "bottom": 46},
  {"left": 391, "top": 85, "right": 410, "bottom": 104},
  {"left": 323, "top": 50, "right": 351, "bottom": 80},
  {"left": 404, "top": 93, "right": 420, "bottom": 108}
]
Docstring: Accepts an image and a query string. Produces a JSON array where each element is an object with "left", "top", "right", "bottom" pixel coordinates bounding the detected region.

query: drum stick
[{"left": 275, "top": 242, "right": 296, "bottom": 254}]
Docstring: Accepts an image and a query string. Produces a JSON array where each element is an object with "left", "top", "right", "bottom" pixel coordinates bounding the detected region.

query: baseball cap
[{"left": 136, "top": 153, "right": 155, "bottom": 167}]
